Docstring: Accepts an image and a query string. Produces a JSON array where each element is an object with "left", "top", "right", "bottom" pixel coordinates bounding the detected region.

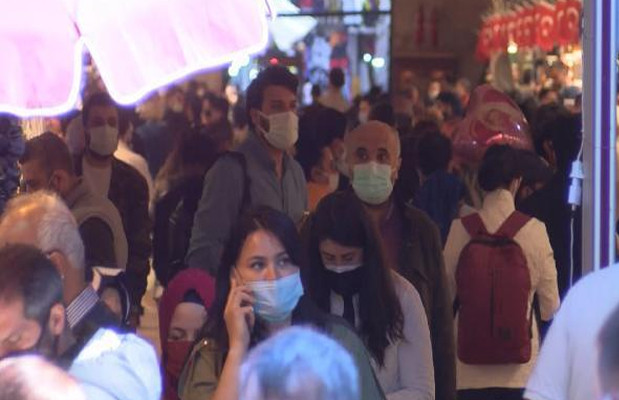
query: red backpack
[{"left": 456, "top": 211, "right": 533, "bottom": 365}]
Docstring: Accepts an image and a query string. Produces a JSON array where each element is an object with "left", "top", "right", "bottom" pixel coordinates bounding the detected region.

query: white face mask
[
  {"left": 352, "top": 161, "right": 394, "bottom": 205},
  {"left": 88, "top": 125, "right": 119, "bottom": 157},
  {"left": 324, "top": 263, "right": 362, "bottom": 274},
  {"left": 327, "top": 173, "right": 340, "bottom": 192},
  {"left": 259, "top": 111, "right": 299, "bottom": 150}
]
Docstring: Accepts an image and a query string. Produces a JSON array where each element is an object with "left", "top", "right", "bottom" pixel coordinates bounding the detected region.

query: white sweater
[
  {"left": 330, "top": 271, "right": 435, "bottom": 400},
  {"left": 443, "top": 189, "right": 560, "bottom": 390}
]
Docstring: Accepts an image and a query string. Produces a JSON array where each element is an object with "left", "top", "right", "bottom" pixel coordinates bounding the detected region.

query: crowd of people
[{"left": 0, "top": 61, "right": 617, "bottom": 400}]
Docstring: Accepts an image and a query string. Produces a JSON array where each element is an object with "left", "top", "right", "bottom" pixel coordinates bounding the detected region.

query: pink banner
[{"left": 0, "top": 0, "right": 269, "bottom": 116}]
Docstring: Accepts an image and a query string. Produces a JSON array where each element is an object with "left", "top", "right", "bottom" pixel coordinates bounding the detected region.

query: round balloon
[{"left": 452, "top": 84, "right": 532, "bottom": 164}]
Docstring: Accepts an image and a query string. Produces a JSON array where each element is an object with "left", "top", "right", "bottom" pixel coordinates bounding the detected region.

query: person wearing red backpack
[{"left": 444, "top": 145, "right": 560, "bottom": 400}]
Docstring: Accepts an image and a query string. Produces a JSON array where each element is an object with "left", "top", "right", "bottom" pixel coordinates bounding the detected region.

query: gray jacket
[{"left": 186, "top": 132, "right": 308, "bottom": 273}]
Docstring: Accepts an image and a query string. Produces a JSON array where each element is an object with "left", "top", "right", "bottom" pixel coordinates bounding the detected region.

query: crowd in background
[{"left": 0, "top": 59, "right": 617, "bottom": 400}]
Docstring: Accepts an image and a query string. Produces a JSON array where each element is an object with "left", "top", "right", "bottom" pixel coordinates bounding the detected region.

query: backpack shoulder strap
[
  {"left": 220, "top": 151, "right": 251, "bottom": 212},
  {"left": 461, "top": 213, "right": 488, "bottom": 237},
  {"left": 496, "top": 211, "right": 531, "bottom": 239}
]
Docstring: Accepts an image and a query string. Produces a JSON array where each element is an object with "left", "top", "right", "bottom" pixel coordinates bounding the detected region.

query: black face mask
[
  {"left": 325, "top": 267, "right": 364, "bottom": 297},
  {"left": 325, "top": 267, "right": 364, "bottom": 327}
]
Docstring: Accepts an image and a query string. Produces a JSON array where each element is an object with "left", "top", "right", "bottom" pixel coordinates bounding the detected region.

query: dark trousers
[{"left": 458, "top": 388, "right": 523, "bottom": 400}]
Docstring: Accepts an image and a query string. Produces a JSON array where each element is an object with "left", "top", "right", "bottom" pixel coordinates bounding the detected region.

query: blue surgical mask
[
  {"left": 351, "top": 162, "right": 394, "bottom": 205},
  {"left": 245, "top": 272, "right": 304, "bottom": 323}
]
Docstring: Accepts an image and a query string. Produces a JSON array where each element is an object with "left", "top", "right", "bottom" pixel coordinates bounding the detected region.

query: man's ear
[
  {"left": 46, "top": 251, "right": 69, "bottom": 279},
  {"left": 393, "top": 157, "right": 402, "bottom": 182},
  {"left": 249, "top": 108, "right": 262, "bottom": 131},
  {"left": 47, "top": 303, "right": 66, "bottom": 336}
]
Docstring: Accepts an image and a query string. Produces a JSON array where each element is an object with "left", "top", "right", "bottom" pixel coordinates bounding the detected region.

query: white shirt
[
  {"left": 114, "top": 140, "right": 154, "bottom": 201},
  {"left": 82, "top": 158, "right": 112, "bottom": 197},
  {"left": 444, "top": 189, "right": 560, "bottom": 390},
  {"left": 525, "top": 265, "right": 619, "bottom": 400},
  {"left": 331, "top": 271, "right": 435, "bottom": 400}
]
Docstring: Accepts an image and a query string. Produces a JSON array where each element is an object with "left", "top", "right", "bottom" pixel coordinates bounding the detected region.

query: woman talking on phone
[{"left": 178, "top": 207, "right": 385, "bottom": 400}]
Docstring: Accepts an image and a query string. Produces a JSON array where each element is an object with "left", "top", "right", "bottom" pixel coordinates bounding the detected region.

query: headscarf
[{"left": 158, "top": 268, "right": 214, "bottom": 400}]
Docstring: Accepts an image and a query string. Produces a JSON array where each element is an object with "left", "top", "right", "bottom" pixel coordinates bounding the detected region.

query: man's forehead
[
  {"left": 346, "top": 123, "right": 397, "bottom": 151},
  {"left": 263, "top": 85, "right": 296, "bottom": 100},
  {"left": 0, "top": 214, "right": 40, "bottom": 248}
]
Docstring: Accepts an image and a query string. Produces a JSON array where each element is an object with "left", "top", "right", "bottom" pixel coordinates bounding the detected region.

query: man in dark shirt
[
  {"left": 345, "top": 120, "right": 456, "bottom": 400},
  {"left": 75, "top": 93, "right": 151, "bottom": 326},
  {"left": 519, "top": 111, "right": 583, "bottom": 297}
]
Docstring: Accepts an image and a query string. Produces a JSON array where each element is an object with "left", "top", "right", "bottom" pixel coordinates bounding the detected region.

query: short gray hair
[
  {"left": 0, "top": 192, "right": 85, "bottom": 270},
  {"left": 0, "top": 355, "right": 85, "bottom": 400},
  {"left": 239, "top": 327, "right": 360, "bottom": 400}
]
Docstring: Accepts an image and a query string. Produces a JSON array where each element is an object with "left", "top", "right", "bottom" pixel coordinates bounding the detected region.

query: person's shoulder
[
  {"left": 207, "top": 152, "right": 246, "bottom": 178},
  {"left": 324, "top": 314, "right": 366, "bottom": 349},
  {"left": 287, "top": 155, "right": 306, "bottom": 178},
  {"left": 565, "top": 265, "right": 619, "bottom": 303},
  {"left": 71, "top": 328, "right": 161, "bottom": 400},
  {"left": 75, "top": 328, "right": 156, "bottom": 363},
  {"left": 517, "top": 212, "right": 551, "bottom": 240}
]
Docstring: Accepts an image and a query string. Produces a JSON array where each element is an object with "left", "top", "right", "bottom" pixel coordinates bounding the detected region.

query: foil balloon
[{"left": 452, "top": 84, "right": 532, "bottom": 164}]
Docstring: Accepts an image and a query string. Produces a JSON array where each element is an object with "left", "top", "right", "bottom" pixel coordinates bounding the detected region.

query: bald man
[{"left": 345, "top": 121, "right": 456, "bottom": 400}]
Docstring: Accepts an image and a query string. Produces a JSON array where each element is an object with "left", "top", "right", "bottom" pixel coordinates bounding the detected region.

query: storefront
[
  {"left": 226, "top": 0, "right": 392, "bottom": 105},
  {"left": 475, "top": 0, "right": 583, "bottom": 102}
]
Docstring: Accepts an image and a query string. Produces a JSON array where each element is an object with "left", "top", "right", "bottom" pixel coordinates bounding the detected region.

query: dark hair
[
  {"left": 200, "top": 119, "right": 234, "bottom": 150},
  {"left": 478, "top": 145, "right": 522, "bottom": 192},
  {"left": 538, "top": 88, "right": 558, "bottom": 102},
  {"left": 598, "top": 303, "right": 619, "bottom": 392},
  {"left": 412, "top": 119, "right": 441, "bottom": 138},
  {"left": 311, "top": 84, "right": 322, "bottom": 98},
  {"left": 531, "top": 103, "right": 566, "bottom": 155},
  {"left": 201, "top": 207, "right": 317, "bottom": 350},
  {"left": 246, "top": 66, "right": 298, "bottom": 129},
  {"left": 232, "top": 101, "right": 248, "bottom": 129},
  {"left": 436, "top": 91, "right": 464, "bottom": 117},
  {"left": 394, "top": 134, "right": 421, "bottom": 205},
  {"left": 539, "top": 111, "right": 582, "bottom": 172},
  {"left": 369, "top": 102, "right": 395, "bottom": 126},
  {"left": 305, "top": 192, "right": 403, "bottom": 366},
  {"left": 206, "top": 95, "right": 230, "bottom": 116},
  {"left": 296, "top": 115, "right": 326, "bottom": 181},
  {"left": 417, "top": 131, "right": 452, "bottom": 176},
  {"left": 82, "top": 92, "right": 118, "bottom": 127},
  {"left": 118, "top": 106, "right": 138, "bottom": 138},
  {"left": 0, "top": 244, "right": 63, "bottom": 326},
  {"left": 521, "top": 69, "right": 534, "bottom": 86},
  {"left": 329, "top": 68, "right": 345, "bottom": 88},
  {"left": 20, "top": 132, "right": 74, "bottom": 176},
  {"left": 315, "top": 108, "right": 347, "bottom": 147}
]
